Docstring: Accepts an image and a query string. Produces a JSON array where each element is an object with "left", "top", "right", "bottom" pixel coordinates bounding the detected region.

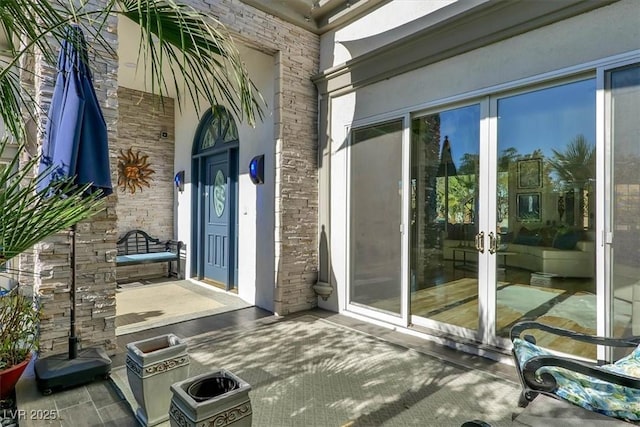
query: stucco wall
[
  {"left": 346, "top": 0, "right": 639, "bottom": 121},
  {"left": 320, "top": 0, "right": 455, "bottom": 69},
  {"left": 115, "top": 87, "right": 176, "bottom": 281}
]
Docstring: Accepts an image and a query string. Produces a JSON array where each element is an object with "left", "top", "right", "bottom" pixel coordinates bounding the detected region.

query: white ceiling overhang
[{"left": 239, "top": 0, "right": 389, "bottom": 34}]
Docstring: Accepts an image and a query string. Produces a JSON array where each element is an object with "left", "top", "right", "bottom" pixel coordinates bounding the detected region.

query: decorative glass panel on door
[
  {"left": 350, "top": 120, "right": 403, "bottom": 314},
  {"left": 410, "top": 105, "right": 480, "bottom": 330},
  {"left": 495, "top": 79, "right": 597, "bottom": 359}
]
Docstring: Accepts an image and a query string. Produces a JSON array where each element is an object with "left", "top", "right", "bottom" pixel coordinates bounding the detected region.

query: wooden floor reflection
[{"left": 367, "top": 269, "right": 623, "bottom": 360}]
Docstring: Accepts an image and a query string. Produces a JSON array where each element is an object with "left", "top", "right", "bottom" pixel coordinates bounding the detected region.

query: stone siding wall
[
  {"left": 115, "top": 87, "right": 176, "bottom": 282},
  {"left": 29, "top": 7, "right": 119, "bottom": 356},
  {"left": 186, "top": 0, "right": 320, "bottom": 314}
]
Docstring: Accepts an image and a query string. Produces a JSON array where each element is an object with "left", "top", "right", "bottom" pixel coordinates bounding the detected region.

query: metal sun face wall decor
[{"left": 117, "top": 148, "right": 155, "bottom": 194}]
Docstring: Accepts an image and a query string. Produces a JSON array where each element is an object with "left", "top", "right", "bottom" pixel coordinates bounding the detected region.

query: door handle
[
  {"left": 475, "top": 231, "right": 485, "bottom": 253},
  {"left": 488, "top": 232, "right": 497, "bottom": 254}
]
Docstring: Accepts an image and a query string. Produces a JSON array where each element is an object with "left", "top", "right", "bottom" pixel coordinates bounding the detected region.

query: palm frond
[
  {"left": 117, "top": 0, "right": 265, "bottom": 125},
  {"left": 1, "top": 0, "right": 264, "bottom": 142},
  {"left": 0, "top": 139, "right": 104, "bottom": 265}
]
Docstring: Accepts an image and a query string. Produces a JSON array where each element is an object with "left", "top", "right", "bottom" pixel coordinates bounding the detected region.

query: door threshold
[{"left": 201, "top": 278, "right": 238, "bottom": 294}]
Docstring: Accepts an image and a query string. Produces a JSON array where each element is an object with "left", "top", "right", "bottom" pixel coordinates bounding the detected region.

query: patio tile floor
[{"left": 15, "top": 306, "right": 536, "bottom": 426}]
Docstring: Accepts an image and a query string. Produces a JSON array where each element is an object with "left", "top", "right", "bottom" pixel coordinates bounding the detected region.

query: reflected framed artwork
[
  {"left": 517, "top": 193, "right": 541, "bottom": 221},
  {"left": 517, "top": 158, "right": 542, "bottom": 189}
]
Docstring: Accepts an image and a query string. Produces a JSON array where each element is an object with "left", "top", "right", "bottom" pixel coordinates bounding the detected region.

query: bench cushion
[{"left": 116, "top": 252, "right": 177, "bottom": 265}]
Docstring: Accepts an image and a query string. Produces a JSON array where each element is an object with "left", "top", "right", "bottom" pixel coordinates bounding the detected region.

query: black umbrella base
[{"left": 34, "top": 348, "right": 111, "bottom": 395}]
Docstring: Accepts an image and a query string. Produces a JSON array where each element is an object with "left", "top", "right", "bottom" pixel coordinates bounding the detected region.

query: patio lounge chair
[{"left": 511, "top": 321, "right": 640, "bottom": 422}]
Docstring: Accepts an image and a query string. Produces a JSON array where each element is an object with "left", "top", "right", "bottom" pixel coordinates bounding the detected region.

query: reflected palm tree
[{"left": 548, "top": 135, "right": 595, "bottom": 227}]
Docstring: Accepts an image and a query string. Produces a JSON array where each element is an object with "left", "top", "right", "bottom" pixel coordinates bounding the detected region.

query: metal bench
[
  {"left": 116, "top": 229, "right": 182, "bottom": 279},
  {"left": 511, "top": 321, "right": 640, "bottom": 423}
]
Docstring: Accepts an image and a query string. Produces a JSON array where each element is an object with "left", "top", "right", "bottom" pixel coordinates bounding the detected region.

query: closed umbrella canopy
[
  {"left": 38, "top": 24, "right": 112, "bottom": 196},
  {"left": 436, "top": 135, "right": 457, "bottom": 178},
  {"left": 437, "top": 136, "right": 457, "bottom": 229}
]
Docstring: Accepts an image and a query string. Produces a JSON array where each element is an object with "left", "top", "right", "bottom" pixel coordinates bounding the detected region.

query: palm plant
[{"left": 0, "top": 0, "right": 264, "bottom": 267}]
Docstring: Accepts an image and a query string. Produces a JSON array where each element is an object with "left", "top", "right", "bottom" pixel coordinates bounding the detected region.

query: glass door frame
[
  {"left": 485, "top": 74, "right": 600, "bottom": 351},
  {"left": 602, "top": 57, "right": 640, "bottom": 362},
  {"left": 407, "top": 98, "right": 489, "bottom": 344},
  {"left": 344, "top": 114, "right": 411, "bottom": 329}
]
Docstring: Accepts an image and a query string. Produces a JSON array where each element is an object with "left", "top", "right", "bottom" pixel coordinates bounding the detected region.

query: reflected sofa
[{"left": 442, "top": 225, "right": 595, "bottom": 278}]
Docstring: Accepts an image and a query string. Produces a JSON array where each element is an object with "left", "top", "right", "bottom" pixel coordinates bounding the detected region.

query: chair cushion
[
  {"left": 116, "top": 252, "right": 176, "bottom": 265},
  {"left": 513, "top": 338, "right": 640, "bottom": 421}
]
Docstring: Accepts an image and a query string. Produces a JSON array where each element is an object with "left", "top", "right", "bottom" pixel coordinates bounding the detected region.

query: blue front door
[{"left": 204, "top": 153, "right": 229, "bottom": 284}]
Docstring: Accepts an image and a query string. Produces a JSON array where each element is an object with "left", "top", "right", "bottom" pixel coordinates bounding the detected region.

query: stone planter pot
[
  {"left": 169, "top": 370, "right": 252, "bottom": 427},
  {"left": 126, "top": 334, "right": 189, "bottom": 426}
]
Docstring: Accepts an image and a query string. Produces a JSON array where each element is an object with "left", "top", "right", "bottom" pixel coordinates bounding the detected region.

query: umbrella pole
[
  {"left": 69, "top": 223, "right": 78, "bottom": 359},
  {"left": 33, "top": 221, "right": 111, "bottom": 395}
]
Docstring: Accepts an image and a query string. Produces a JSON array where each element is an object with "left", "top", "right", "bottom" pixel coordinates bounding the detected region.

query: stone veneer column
[
  {"left": 187, "top": 0, "right": 320, "bottom": 315},
  {"left": 27, "top": 5, "right": 119, "bottom": 356}
]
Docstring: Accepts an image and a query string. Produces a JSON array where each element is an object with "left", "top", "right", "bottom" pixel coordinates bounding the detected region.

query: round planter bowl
[
  {"left": 187, "top": 376, "right": 239, "bottom": 402},
  {"left": 0, "top": 356, "right": 31, "bottom": 399}
]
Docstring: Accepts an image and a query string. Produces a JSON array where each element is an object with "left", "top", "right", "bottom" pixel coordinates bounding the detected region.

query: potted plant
[{"left": 0, "top": 286, "right": 40, "bottom": 399}]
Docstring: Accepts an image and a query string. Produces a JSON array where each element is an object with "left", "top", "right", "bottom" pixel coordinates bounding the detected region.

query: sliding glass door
[
  {"left": 492, "top": 79, "right": 598, "bottom": 357},
  {"left": 349, "top": 120, "right": 403, "bottom": 315},
  {"left": 347, "top": 61, "right": 639, "bottom": 358},
  {"left": 609, "top": 64, "right": 640, "bottom": 358},
  {"left": 409, "top": 104, "right": 481, "bottom": 334}
]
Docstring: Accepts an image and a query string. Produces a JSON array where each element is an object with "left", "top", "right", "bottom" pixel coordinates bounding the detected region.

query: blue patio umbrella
[
  {"left": 38, "top": 24, "right": 112, "bottom": 197},
  {"left": 34, "top": 24, "right": 113, "bottom": 389}
]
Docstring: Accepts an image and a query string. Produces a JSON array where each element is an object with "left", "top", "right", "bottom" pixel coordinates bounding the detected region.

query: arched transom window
[{"left": 199, "top": 106, "right": 239, "bottom": 151}]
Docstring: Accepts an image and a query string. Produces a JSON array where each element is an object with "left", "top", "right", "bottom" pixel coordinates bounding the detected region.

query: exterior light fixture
[
  {"left": 249, "top": 155, "right": 264, "bottom": 185},
  {"left": 174, "top": 170, "right": 185, "bottom": 192}
]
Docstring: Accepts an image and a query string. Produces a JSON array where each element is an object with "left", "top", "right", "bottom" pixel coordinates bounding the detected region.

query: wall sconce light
[
  {"left": 174, "top": 170, "right": 185, "bottom": 192},
  {"left": 249, "top": 155, "right": 264, "bottom": 185}
]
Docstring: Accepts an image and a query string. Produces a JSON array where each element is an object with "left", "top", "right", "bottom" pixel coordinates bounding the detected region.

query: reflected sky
[
  {"left": 439, "top": 104, "right": 480, "bottom": 163},
  {"left": 435, "top": 79, "right": 596, "bottom": 166},
  {"left": 498, "top": 79, "right": 596, "bottom": 157}
]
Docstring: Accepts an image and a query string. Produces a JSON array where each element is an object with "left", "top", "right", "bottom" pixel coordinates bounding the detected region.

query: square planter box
[
  {"left": 169, "top": 370, "right": 252, "bottom": 427},
  {"left": 126, "top": 334, "right": 190, "bottom": 426}
]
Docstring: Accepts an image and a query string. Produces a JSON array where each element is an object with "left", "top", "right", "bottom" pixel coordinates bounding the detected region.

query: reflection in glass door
[
  {"left": 410, "top": 104, "right": 481, "bottom": 331},
  {"left": 494, "top": 79, "right": 598, "bottom": 359}
]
